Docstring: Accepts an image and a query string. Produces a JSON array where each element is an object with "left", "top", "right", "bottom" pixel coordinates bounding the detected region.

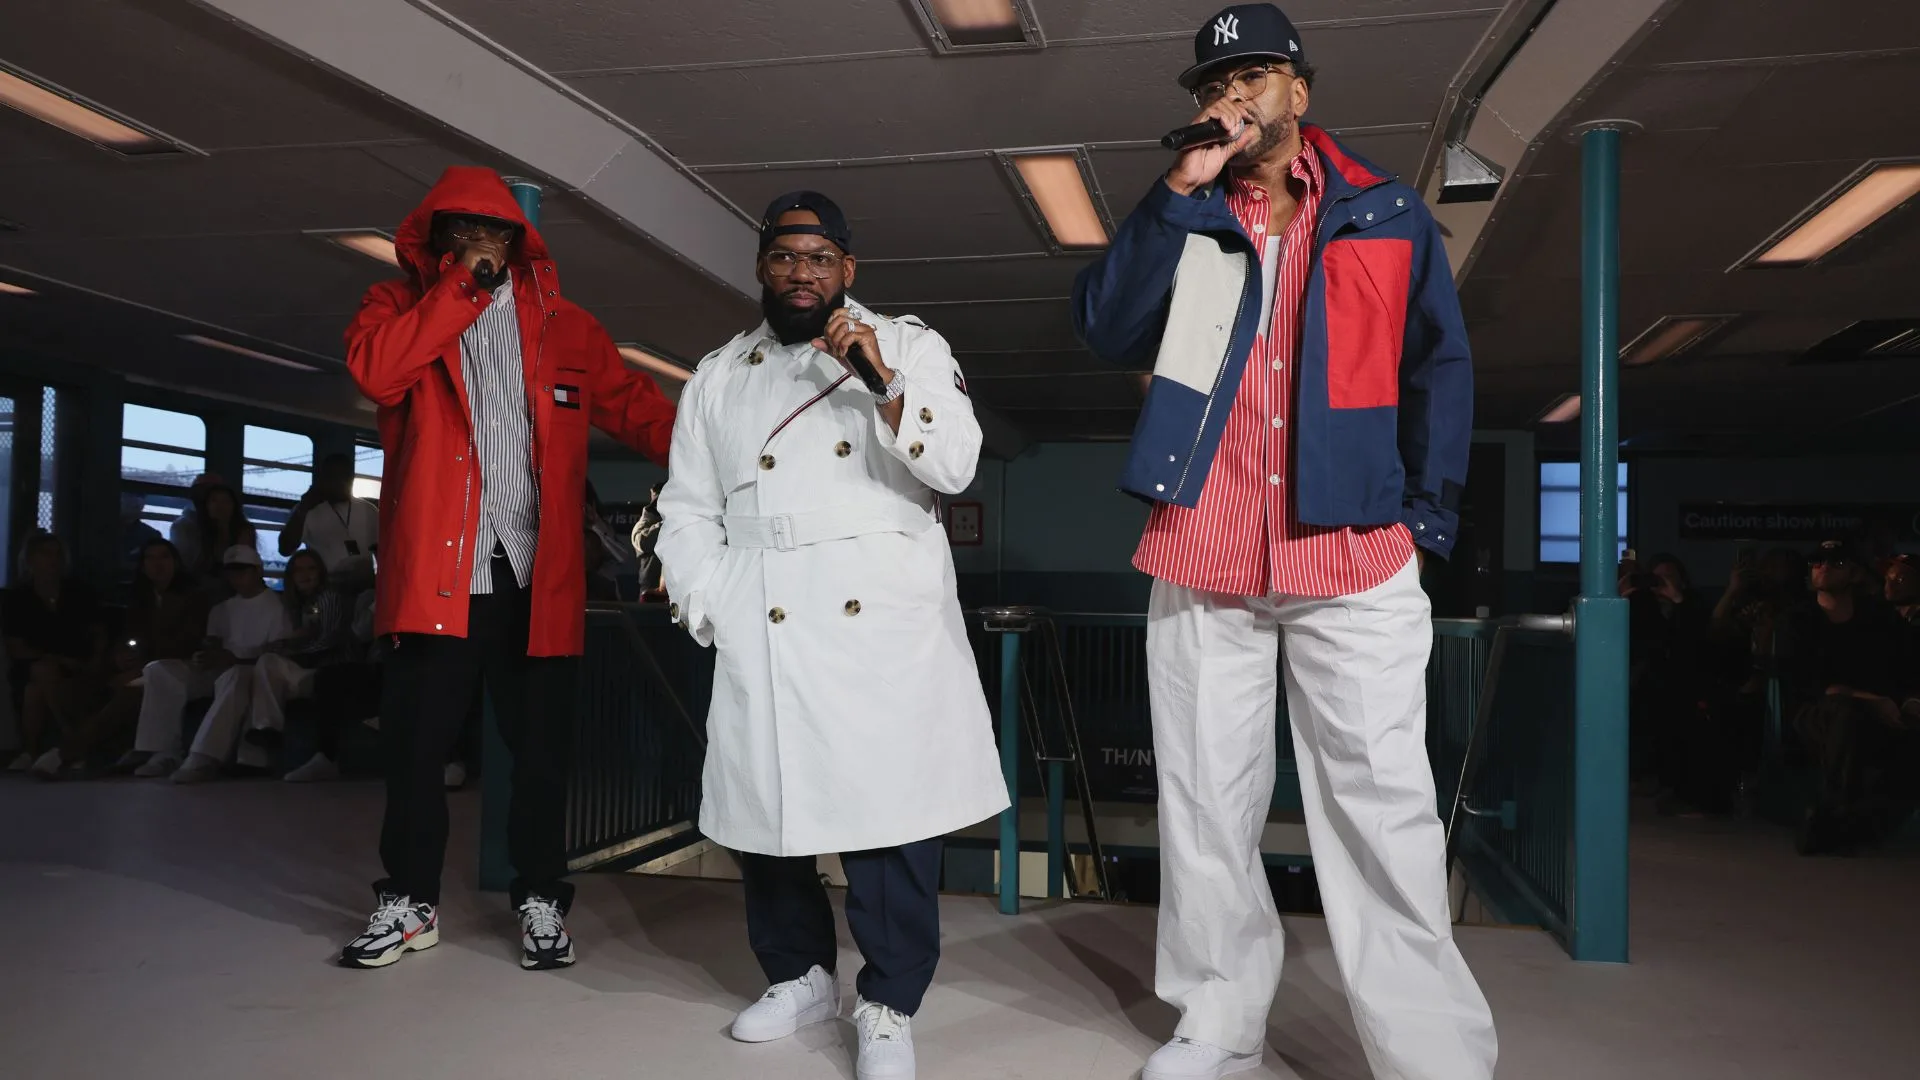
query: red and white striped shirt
[{"left": 1133, "top": 147, "right": 1414, "bottom": 599}]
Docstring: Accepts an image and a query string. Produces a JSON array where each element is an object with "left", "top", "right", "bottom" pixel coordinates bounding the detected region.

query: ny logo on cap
[{"left": 1213, "top": 13, "right": 1240, "bottom": 45}]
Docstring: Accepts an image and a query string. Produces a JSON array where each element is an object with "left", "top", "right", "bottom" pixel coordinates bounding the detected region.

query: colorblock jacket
[{"left": 1071, "top": 124, "right": 1473, "bottom": 559}]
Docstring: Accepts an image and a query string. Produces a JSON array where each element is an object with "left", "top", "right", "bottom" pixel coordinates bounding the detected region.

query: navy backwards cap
[
  {"left": 759, "top": 191, "right": 853, "bottom": 254},
  {"left": 1180, "top": 3, "right": 1306, "bottom": 89}
]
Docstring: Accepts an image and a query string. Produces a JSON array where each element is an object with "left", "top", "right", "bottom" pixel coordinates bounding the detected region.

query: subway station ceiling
[{"left": 1, "top": 0, "right": 1916, "bottom": 449}]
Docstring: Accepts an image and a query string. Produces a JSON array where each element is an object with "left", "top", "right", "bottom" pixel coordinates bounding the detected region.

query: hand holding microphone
[
  {"left": 458, "top": 237, "right": 511, "bottom": 286},
  {"left": 1164, "top": 101, "right": 1258, "bottom": 197}
]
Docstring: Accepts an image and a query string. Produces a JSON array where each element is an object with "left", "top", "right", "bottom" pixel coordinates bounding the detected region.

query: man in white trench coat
[{"left": 656, "top": 191, "right": 1009, "bottom": 1080}]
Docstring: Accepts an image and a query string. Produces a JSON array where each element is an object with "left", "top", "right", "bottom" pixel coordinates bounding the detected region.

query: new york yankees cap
[
  {"left": 759, "top": 190, "right": 854, "bottom": 254},
  {"left": 1179, "top": 3, "right": 1306, "bottom": 89}
]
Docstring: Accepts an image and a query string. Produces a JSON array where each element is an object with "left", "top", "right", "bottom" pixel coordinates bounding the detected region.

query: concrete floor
[{"left": 2, "top": 777, "right": 1917, "bottom": 1080}]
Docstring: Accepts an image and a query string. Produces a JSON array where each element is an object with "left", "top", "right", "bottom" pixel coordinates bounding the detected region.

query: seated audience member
[
  {"left": 283, "top": 588, "right": 382, "bottom": 782},
  {"left": 278, "top": 453, "right": 379, "bottom": 592},
  {"left": 37, "top": 539, "right": 207, "bottom": 778},
  {"left": 3, "top": 533, "right": 103, "bottom": 771},
  {"left": 1710, "top": 546, "right": 1806, "bottom": 776},
  {"left": 125, "top": 546, "right": 292, "bottom": 782},
  {"left": 1890, "top": 554, "right": 1920, "bottom": 630},
  {"left": 172, "top": 478, "right": 259, "bottom": 600},
  {"left": 245, "top": 549, "right": 355, "bottom": 752},
  {"left": 1788, "top": 541, "right": 1908, "bottom": 853}
]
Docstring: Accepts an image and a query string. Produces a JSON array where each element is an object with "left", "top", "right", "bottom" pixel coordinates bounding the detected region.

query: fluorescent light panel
[
  {"left": 0, "top": 280, "right": 35, "bottom": 296},
  {"left": 1621, "top": 315, "right": 1734, "bottom": 367},
  {"left": 0, "top": 63, "right": 181, "bottom": 156},
  {"left": 1748, "top": 162, "right": 1920, "bottom": 267},
  {"left": 913, "top": 0, "right": 1036, "bottom": 50},
  {"left": 179, "top": 334, "right": 319, "bottom": 373},
  {"left": 617, "top": 344, "right": 692, "bottom": 383},
  {"left": 1010, "top": 152, "right": 1108, "bottom": 249},
  {"left": 314, "top": 230, "right": 399, "bottom": 267},
  {"left": 1539, "top": 395, "right": 1581, "bottom": 424}
]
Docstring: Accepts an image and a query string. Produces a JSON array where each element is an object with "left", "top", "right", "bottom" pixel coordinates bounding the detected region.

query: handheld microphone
[
  {"left": 1161, "top": 117, "right": 1232, "bottom": 152},
  {"left": 845, "top": 343, "right": 889, "bottom": 396}
]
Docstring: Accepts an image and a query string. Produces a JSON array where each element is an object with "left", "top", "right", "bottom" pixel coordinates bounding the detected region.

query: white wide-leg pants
[{"left": 1146, "top": 556, "right": 1497, "bottom": 1079}]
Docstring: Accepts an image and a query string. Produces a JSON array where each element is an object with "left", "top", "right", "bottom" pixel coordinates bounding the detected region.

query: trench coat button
[
  {"left": 834, "top": 441, "right": 852, "bottom": 457},
  {"left": 669, "top": 603, "right": 681, "bottom": 620},
  {"left": 918, "top": 407, "right": 933, "bottom": 425},
  {"left": 759, "top": 454, "right": 776, "bottom": 470},
  {"left": 908, "top": 442, "right": 924, "bottom": 459},
  {"left": 769, "top": 607, "right": 786, "bottom": 624},
  {"left": 748, "top": 349, "right": 764, "bottom": 366},
  {"left": 1365, "top": 212, "right": 1375, "bottom": 221},
  {"left": 445, "top": 539, "right": 453, "bottom": 547},
  {"left": 434, "top": 623, "right": 444, "bottom": 630},
  {"left": 1396, "top": 197, "right": 1407, "bottom": 207},
  {"left": 844, "top": 600, "right": 862, "bottom": 616}
]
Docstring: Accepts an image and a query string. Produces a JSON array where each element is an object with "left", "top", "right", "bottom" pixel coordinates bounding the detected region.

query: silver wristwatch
[{"left": 875, "top": 368, "right": 908, "bottom": 404}]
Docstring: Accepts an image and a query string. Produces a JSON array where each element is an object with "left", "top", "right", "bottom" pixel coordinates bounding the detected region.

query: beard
[
  {"left": 761, "top": 284, "right": 846, "bottom": 346},
  {"left": 1231, "top": 105, "right": 1297, "bottom": 168}
]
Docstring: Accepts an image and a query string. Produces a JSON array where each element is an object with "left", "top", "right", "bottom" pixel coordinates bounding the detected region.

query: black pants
[
  {"left": 741, "top": 839, "right": 943, "bottom": 1016},
  {"left": 1798, "top": 695, "right": 1919, "bottom": 833},
  {"left": 375, "top": 553, "right": 578, "bottom": 910}
]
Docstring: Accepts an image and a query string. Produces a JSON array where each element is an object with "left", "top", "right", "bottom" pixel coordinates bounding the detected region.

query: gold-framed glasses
[
  {"left": 444, "top": 217, "right": 518, "bottom": 242},
  {"left": 1192, "top": 65, "right": 1288, "bottom": 108},
  {"left": 762, "top": 250, "right": 845, "bottom": 276}
]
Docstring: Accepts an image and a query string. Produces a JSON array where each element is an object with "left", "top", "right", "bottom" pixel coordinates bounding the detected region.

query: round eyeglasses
[{"left": 762, "top": 250, "right": 846, "bottom": 277}]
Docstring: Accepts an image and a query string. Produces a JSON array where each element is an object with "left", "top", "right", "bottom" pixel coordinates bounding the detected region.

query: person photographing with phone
[
  {"left": 279, "top": 453, "right": 379, "bottom": 588},
  {"left": 1071, "top": 6, "right": 1493, "bottom": 1079}
]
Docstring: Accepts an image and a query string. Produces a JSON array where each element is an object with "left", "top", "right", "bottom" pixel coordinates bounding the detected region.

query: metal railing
[
  {"left": 1430, "top": 617, "right": 1579, "bottom": 950},
  {"left": 479, "top": 604, "right": 709, "bottom": 889}
]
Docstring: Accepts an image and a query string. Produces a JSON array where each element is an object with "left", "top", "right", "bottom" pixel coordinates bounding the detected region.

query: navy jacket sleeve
[
  {"left": 1072, "top": 179, "right": 1220, "bottom": 368},
  {"left": 1398, "top": 205, "right": 1473, "bottom": 560}
]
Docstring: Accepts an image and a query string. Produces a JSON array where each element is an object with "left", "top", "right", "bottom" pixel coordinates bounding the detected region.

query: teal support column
[
  {"left": 1046, "top": 759, "right": 1066, "bottom": 899},
  {"left": 1573, "top": 124, "right": 1630, "bottom": 964},
  {"left": 504, "top": 176, "right": 543, "bottom": 228},
  {"left": 479, "top": 176, "right": 542, "bottom": 893},
  {"left": 998, "top": 632, "right": 1022, "bottom": 915}
]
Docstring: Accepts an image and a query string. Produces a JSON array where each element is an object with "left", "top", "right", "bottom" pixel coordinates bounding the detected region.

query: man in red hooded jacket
[{"left": 337, "top": 166, "right": 673, "bottom": 971}]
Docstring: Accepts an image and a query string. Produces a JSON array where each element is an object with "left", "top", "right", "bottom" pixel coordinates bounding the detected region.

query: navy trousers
[{"left": 740, "top": 838, "right": 943, "bottom": 1016}]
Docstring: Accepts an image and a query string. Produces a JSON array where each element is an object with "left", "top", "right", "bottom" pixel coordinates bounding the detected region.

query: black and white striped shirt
[{"left": 460, "top": 274, "right": 539, "bottom": 594}]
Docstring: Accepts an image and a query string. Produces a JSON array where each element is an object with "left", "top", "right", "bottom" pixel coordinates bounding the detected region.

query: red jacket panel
[{"left": 345, "top": 166, "right": 673, "bottom": 656}]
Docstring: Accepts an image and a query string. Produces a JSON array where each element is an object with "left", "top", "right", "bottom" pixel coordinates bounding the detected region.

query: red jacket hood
[{"left": 393, "top": 166, "right": 552, "bottom": 286}]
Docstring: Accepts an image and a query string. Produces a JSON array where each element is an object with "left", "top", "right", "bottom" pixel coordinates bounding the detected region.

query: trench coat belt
[{"left": 723, "top": 499, "right": 936, "bottom": 552}]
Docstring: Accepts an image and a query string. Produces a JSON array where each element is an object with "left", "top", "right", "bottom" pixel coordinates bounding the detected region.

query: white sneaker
[
  {"left": 171, "top": 754, "right": 222, "bottom": 784},
  {"left": 1142, "top": 1037, "right": 1262, "bottom": 1080},
  {"left": 443, "top": 761, "right": 467, "bottom": 790},
  {"left": 284, "top": 753, "right": 341, "bottom": 783},
  {"left": 853, "top": 996, "right": 915, "bottom": 1080},
  {"left": 30, "top": 749, "right": 63, "bottom": 778},
  {"left": 730, "top": 964, "right": 840, "bottom": 1043},
  {"left": 134, "top": 754, "right": 181, "bottom": 778},
  {"left": 6, "top": 751, "right": 31, "bottom": 772}
]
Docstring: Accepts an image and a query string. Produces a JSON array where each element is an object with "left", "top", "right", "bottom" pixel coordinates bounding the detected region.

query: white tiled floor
[{"left": 2, "top": 778, "right": 1916, "bottom": 1079}]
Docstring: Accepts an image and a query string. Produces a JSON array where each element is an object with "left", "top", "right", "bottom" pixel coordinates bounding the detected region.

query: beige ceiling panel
[
  {"left": 696, "top": 159, "right": 1045, "bottom": 260},
  {"left": 569, "top": 20, "right": 1485, "bottom": 166},
  {"left": 1623, "top": 0, "right": 1919, "bottom": 67}
]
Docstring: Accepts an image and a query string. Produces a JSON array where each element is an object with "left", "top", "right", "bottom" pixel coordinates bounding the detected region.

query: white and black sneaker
[
  {"left": 340, "top": 892, "right": 438, "bottom": 969},
  {"left": 518, "top": 895, "right": 575, "bottom": 970}
]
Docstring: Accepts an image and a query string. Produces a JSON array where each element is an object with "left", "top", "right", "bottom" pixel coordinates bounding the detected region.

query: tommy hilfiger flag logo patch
[
  {"left": 553, "top": 384, "right": 581, "bottom": 409},
  {"left": 954, "top": 370, "right": 968, "bottom": 395}
]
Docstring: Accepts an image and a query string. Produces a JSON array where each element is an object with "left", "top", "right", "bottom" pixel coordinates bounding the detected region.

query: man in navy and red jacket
[
  {"left": 1072, "top": 7, "right": 1494, "bottom": 1080},
  {"left": 338, "top": 166, "right": 673, "bottom": 972}
]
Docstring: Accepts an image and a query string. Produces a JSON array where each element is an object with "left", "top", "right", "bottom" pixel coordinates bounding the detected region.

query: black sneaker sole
[{"left": 521, "top": 943, "right": 576, "bottom": 971}]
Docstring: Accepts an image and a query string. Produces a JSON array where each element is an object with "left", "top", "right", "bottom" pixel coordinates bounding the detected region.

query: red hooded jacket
[{"left": 345, "top": 167, "right": 673, "bottom": 656}]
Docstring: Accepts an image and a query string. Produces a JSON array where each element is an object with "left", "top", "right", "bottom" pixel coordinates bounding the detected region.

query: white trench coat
[{"left": 655, "top": 302, "right": 1010, "bottom": 856}]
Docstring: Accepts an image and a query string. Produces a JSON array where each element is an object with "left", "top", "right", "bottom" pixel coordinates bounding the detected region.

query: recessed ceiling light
[
  {"left": 1003, "top": 150, "right": 1110, "bottom": 250},
  {"left": 0, "top": 280, "right": 35, "bottom": 296},
  {"left": 179, "top": 334, "right": 319, "bottom": 373},
  {"left": 910, "top": 0, "right": 1041, "bottom": 51},
  {"left": 1738, "top": 161, "right": 1920, "bottom": 269},
  {"left": 1621, "top": 315, "right": 1736, "bottom": 367},
  {"left": 616, "top": 344, "right": 692, "bottom": 383},
  {"left": 310, "top": 229, "right": 399, "bottom": 267},
  {"left": 0, "top": 62, "right": 188, "bottom": 157},
  {"left": 1538, "top": 394, "right": 1581, "bottom": 424}
]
